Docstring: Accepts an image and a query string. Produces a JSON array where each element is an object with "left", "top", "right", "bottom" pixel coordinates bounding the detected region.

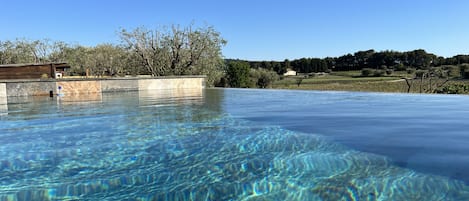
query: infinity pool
[{"left": 1, "top": 88, "right": 469, "bottom": 200}]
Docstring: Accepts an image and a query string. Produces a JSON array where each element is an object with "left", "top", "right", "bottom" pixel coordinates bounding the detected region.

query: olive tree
[
  {"left": 0, "top": 40, "right": 16, "bottom": 64},
  {"left": 92, "top": 44, "right": 127, "bottom": 76},
  {"left": 0, "top": 38, "right": 68, "bottom": 64},
  {"left": 119, "top": 24, "right": 226, "bottom": 86},
  {"left": 250, "top": 68, "right": 279, "bottom": 88},
  {"left": 0, "top": 39, "right": 38, "bottom": 64}
]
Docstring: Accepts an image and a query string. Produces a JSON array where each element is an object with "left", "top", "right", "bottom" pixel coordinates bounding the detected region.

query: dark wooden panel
[
  {"left": 0, "top": 63, "right": 70, "bottom": 79},
  {"left": 0, "top": 66, "right": 51, "bottom": 79}
]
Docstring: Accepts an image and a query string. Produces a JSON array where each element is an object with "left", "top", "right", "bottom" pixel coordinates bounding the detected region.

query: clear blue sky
[{"left": 1, "top": 0, "right": 468, "bottom": 61}]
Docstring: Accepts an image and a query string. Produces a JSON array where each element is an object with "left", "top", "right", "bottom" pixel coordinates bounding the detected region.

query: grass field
[{"left": 272, "top": 71, "right": 469, "bottom": 94}]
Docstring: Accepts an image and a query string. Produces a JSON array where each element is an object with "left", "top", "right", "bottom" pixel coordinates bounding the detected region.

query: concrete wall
[
  {"left": 6, "top": 81, "right": 56, "bottom": 96},
  {"left": 101, "top": 79, "right": 138, "bottom": 92}
]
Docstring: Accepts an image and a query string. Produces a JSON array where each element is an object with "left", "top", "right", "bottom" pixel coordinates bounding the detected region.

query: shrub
[
  {"left": 394, "top": 63, "right": 407, "bottom": 71},
  {"left": 441, "top": 65, "right": 460, "bottom": 78},
  {"left": 437, "top": 83, "right": 469, "bottom": 94},
  {"left": 373, "top": 70, "right": 385, "bottom": 77},
  {"left": 250, "top": 68, "right": 279, "bottom": 88},
  {"left": 406, "top": 68, "right": 415, "bottom": 74},
  {"left": 415, "top": 70, "right": 428, "bottom": 78},
  {"left": 361, "top": 68, "right": 373, "bottom": 77},
  {"left": 459, "top": 64, "right": 469, "bottom": 78},
  {"left": 385, "top": 69, "right": 393, "bottom": 75},
  {"left": 464, "top": 72, "right": 469, "bottom": 79}
]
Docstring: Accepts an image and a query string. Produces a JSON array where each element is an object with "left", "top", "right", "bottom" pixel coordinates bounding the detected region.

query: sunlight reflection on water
[{"left": 0, "top": 89, "right": 468, "bottom": 200}]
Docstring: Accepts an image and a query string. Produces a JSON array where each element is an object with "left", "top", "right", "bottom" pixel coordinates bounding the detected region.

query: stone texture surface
[
  {"left": 0, "top": 83, "right": 6, "bottom": 98},
  {"left": 0, "top": 83, "right": 6, "bottom": 114},
  {"left": 4, "top": 77, "right": 205, "bottom": 97},
  {"left": 101, "top": 79, "right": 138, "bottom": 92},
  {"left": 6, "top": 81, "right": 56, "bottom": 96},
  {"left": 56, "top": 81, "right": 102, "bottom": 95},
  {"left": 138, "top": 78, "right": 204, "bottom": 90}
]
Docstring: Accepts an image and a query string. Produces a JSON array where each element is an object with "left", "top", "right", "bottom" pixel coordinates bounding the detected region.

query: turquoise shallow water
[{"left": 0, "top": 89, "right": 469, "bottom": 200}]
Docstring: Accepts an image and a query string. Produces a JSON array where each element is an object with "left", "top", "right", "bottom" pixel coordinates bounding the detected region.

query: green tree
[
  {"left": 226, "top": 60, "right": 250, "bottom": 88},
  {"left": 283, "top": 59, "right": 291, "bottom": 70},
  {"left": 459, "top": 64, "right": 469, "bottom": 78},
  {"left": 272, "top": 62, "right": 286, "bottom": 75}
]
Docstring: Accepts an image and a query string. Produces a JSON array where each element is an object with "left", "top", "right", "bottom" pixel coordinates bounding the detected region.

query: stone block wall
[
  {"left": 56, "top": 80, "right": 102, "bottom": 95},
  {"left": 0, "top": 83, "right": 6, "bottom": 99},
  {"left": 2, "top": 76, "right": 205, "bottom": 97},
  {"left": 138, "top": 77, "right": 204, "bottom": 90},
  {"left": 101, "top": 79, "right": 138, "bottom": 92},
  {"left": 5, "top": 81, "right": 56, "bottom": 96},
  {"left": 0, "top": 83, "right": 6, "bottom": 114}
]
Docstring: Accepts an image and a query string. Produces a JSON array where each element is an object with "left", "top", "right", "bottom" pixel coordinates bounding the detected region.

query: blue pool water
[{"left": 1, "top": 88, "right": 469, "bottom": 200}]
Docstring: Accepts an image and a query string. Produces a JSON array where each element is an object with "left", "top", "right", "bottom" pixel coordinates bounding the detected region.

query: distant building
[
  {"left": 283, "top": 69, "right": 297, "bottom": 76},
  {"left": 0, "top": 63, "right": 71, "bottom": 80}
]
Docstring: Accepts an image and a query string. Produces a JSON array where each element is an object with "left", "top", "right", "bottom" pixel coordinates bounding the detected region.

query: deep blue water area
[
  {"left": 0, "top": 88, "right": 468, "bottom": 200},
  {"left": 221, "top": 89, "right": 469, "bottom": 183}
]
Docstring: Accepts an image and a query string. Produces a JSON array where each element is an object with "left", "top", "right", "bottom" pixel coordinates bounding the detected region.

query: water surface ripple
[{"left": 0, "top": 89, "right": 468, "bottom": 200}]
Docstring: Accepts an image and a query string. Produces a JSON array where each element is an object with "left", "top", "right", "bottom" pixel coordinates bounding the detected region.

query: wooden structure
[{"left": 0, "top": 63, "right": 71, "bottom": 80}]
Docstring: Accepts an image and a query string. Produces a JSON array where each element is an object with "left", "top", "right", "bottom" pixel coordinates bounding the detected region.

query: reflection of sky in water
[{"left": 0, "top": 89, "right": 469, "bottom": 200}]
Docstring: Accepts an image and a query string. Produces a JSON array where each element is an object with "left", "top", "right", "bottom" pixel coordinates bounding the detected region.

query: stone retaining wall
[
  {"left": 1, "top": 76, "right": 205, "bottom": 97},
  {"left": 138, "top": 77, "right": 204, "bottom": 90},
  {"left": 101, "top": 79, "right": 138, "bottom": 92},
  {"left": 0, "top": 83, "right": 6, "bottom": 114},
  {"left": 5, "top": 81, "right": 56, "bottom": 96},
  {"left": 57, "top": 80, "right": 102, "bottom": 95},
  {"left": 0, "top": 83, "right": 6, "bottom": 98}
]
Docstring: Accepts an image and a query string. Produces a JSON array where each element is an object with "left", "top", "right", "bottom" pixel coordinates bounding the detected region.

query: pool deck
[{"left": 0, "top": 76, "right": 206, "bottom": 97}]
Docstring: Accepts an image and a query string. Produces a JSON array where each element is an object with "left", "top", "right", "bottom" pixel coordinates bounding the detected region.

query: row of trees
[
  {"left": 0, "top": 24, "right": 226, "bottom": 86},
  {"left": 233, "top": 49, "right": 469, "bottom": 74},
  {"left": 1, "top": 29, "right": 468, "bottom": 89}
]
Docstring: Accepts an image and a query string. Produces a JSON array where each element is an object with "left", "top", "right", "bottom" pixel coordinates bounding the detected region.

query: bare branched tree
[
  {"left": 119, "top": 24, "right": 226, "bottom": 86},
  {"left": 403, "top": 67, "right": 450, "bottom": 93}
]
